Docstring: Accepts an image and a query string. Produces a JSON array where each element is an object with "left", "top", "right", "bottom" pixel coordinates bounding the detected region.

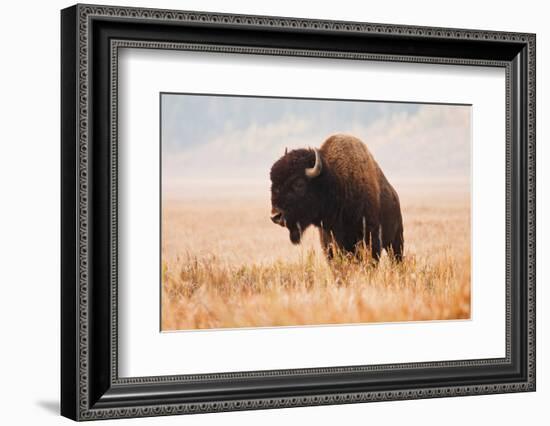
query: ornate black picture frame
[{"left": 61, "top": 4, "right": 536, "bottom": 421}]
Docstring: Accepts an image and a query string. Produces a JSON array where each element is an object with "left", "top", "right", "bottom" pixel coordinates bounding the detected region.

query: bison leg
[
  {"left": 319, "top": 228, "right": 336, "bottom": 260},
  {"left": 325, "top": 243, "right": 335, "bottom": 260},
  {"left": 370, "top": 229, "right": 381, "bottom": 263},
  {"left": 390, "top": 225, "right": 404, "bottom": 262},
  {"left": 357, "top": 226, "right": 381, "bottom": 264}
]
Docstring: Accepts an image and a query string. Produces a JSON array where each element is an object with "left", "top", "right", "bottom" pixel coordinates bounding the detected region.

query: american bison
[{"left": 269, "top": 133, "right": 404, "bottom": 262}]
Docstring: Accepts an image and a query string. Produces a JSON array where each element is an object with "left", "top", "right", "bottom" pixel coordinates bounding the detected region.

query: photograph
[{"left": 160, "top": 93, "right": 472, "bottom": 331}]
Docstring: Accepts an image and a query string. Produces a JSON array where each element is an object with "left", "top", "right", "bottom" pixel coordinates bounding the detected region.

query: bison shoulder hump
[{"left": 320, "top": 134, "right": 380, "bottom": 193}]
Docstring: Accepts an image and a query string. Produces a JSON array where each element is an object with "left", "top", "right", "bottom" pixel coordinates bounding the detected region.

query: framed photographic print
[{"left": 61, "top": 4, "right": 536, "bottom": 421}]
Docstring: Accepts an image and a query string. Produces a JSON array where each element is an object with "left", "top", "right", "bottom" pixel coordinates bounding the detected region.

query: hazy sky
[{"left": 161, "top": 94, "right": 470, "bottom": 196}]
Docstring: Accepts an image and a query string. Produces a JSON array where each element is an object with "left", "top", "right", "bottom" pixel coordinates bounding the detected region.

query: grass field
[{"left": 161, "top": 183, "right": 471, "bottom": 331}]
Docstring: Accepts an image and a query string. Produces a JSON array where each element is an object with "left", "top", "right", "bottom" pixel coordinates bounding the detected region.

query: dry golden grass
[{"left": 161, "top": 183, "right": 470, "bottom": 330}]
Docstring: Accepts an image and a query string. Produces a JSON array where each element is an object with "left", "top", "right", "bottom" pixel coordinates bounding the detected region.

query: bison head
[{"left": 269, "top": 148, "right": 323, "bottom": 244}]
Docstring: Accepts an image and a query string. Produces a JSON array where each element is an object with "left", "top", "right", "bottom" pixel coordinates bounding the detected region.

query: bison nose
[
  {"left": 271, "top": 212, "right": 282, "bottom": 224},
  {"left": 271, "top": 208, "right": 285, "bottom": 226}
]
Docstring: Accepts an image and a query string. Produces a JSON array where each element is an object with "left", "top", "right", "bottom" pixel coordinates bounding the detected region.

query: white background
[
  {"left": 0, "top": 0, "right": 547, "bottom": 425},
  {"left": 119, "top": 49, "right": 505, "bottom": 377}
]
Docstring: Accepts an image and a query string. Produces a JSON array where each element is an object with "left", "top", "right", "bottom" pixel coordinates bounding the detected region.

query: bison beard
[
  {"left": 288, "top": 223, "right": 302, "bottom": 245},
  {"left": 269, "top": 134, "right": 404, "bottom": 263}
]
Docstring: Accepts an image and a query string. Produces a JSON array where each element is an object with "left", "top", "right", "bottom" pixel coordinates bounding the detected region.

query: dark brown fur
[{"left": 270, "top": 134, "right": 404, "bottom": 262}]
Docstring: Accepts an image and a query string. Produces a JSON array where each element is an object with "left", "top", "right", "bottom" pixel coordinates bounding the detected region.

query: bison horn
[{"left": 305, "top": 148, "right": 322, "bottom": 178}]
